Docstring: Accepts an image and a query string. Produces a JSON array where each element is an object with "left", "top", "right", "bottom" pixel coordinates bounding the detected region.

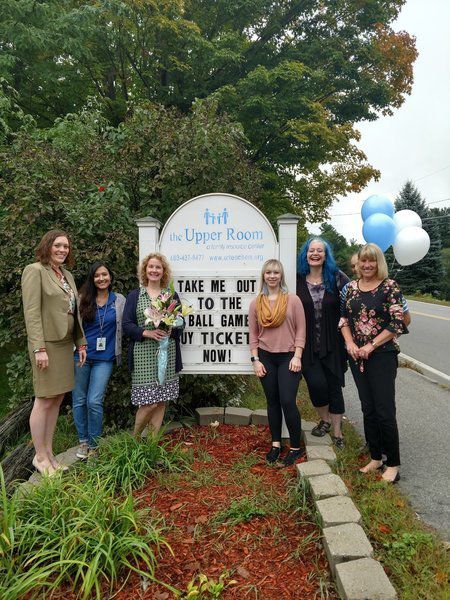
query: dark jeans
[
  {"left": 303, "top": 354, "right": 345, "bottom": 414},
  {"left": 349, "top": 352, "right": 400, "bottom": 466},
  {"left": 258, "top": 349, "right": 302, "bottom": 447}
]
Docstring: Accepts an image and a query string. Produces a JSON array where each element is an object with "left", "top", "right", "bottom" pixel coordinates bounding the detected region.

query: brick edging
[
  {"left": 22, "top": 407, "right": 398, "bottom": 598},
  {"left": 196, "top": 406, "right": 398, "bottom": 599}
]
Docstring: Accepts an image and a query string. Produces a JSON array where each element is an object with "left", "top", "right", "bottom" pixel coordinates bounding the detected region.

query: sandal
[
  {"left": 331, "top": 436, "right": 345, "bottom": 449},
  {"left": 311, "top": 420, "right": 331, "bottom": 437}
]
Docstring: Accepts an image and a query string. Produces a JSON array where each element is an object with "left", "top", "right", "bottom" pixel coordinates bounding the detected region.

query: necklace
[
  {"left": 307, "top": 276, "right": 323, "bottom": 285},
  {"left": 146, "top": 286, "right": 161, "bottom": 299}
]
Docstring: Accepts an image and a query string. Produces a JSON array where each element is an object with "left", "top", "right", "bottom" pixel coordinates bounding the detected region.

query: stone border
[
  {"left": 22, "top": 407, "right": 397, "bottom": 598},
  {"left": 296, "top": 420, "right": 398, "bottom": 599},
  {"left": 196, "top": 407, "right": 398, "bottom": 599}
]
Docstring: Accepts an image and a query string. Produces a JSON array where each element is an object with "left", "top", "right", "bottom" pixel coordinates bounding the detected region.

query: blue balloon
[
  {"left": 362, "top": 213, "right": 397, "bottom": 252},
  {"left": 361, "top": 195, "right": 394, "bottom": 221}
]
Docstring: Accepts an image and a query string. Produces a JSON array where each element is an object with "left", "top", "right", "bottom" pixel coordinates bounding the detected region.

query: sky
[{"left": 309, "top": 0, "right": 450, "bottom": 243}]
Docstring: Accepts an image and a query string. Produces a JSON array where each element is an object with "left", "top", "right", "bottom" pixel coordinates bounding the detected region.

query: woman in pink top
[{"left": 249, "top": 259, "right": 306, "bottom": 467}]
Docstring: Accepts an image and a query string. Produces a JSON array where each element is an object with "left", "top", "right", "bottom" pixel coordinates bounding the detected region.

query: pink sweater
[{"left": 248, "top": 293, "right": 306, "bottom": 352}]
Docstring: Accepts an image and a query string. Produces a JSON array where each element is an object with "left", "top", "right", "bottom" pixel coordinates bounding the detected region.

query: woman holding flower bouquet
[{"left": 123, "top": 253, "right": 184, "bottom": 438}]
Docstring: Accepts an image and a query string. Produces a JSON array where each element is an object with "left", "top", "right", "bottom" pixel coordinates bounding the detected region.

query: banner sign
[{"left": 159, "top": 193, "right": 278, "bottom": 373}]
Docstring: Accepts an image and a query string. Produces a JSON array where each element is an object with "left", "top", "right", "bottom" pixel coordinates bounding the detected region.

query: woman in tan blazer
[{"left": 22, "top": 230, "right": 87, "bottom": 476}]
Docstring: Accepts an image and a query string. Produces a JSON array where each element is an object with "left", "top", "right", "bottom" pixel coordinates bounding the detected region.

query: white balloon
[
  {"left": 393, "top": 209, "right": 422, "bottom": 232},
  {"left": 393, "top": 226, "right": 430, "bottom": 266}
]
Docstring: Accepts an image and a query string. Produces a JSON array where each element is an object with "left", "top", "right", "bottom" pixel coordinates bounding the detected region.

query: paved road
[
  {"left": 402, "top": 300, "right": 450, "bottom": 375},
  {"left": 343, "top": 368, "right": 450, "bottom": 540}
]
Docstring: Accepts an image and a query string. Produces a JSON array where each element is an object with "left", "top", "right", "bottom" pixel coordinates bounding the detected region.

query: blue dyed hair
[{"left": 297, "top": 237, "right": 338, "bottom": 293}]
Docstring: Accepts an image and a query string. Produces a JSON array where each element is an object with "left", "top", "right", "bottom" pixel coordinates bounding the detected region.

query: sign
[{"left": 159, "top": 193, "right": 278, "bottom": 373}]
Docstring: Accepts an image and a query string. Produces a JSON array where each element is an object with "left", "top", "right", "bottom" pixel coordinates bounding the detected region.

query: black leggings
[
  {"left": 349, "top": 352, "right": 400, "bottom": 467},
  {"left": 303, "top": 354, "right": 345, "bottom": 414},
  {"left": 258, "top": 349, "right": 302, "bottom": 447}
]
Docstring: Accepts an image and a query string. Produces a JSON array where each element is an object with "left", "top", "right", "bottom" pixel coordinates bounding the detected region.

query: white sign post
[{"left": 136, "top": 193, "right": 300, "bottom": 375}]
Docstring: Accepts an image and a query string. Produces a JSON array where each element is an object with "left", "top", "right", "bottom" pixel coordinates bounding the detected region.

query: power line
[
  {"left": 331, "top": 197, "right": 450, "bottom": 217},
  {"left": 413, "top": 164, "right": 450, "bottom": 183},
  {"left": 427, "top": 198, "right": 450, "bottom": 205}
]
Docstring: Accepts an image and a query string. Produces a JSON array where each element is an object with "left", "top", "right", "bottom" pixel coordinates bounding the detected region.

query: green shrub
[
  {"left": 84, "top": 431, "right": 191, "bottom": 493},
  {"left": 0, "top": 466, "right": 173, "bottom": 600},
  {"left": 0, "top": 100, "right": 261, "bottom": 420}
]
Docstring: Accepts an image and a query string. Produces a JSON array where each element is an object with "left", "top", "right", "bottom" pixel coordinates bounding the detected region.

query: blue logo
[{"left": 203, "top": 208, "right": 229, "bottom": 225}]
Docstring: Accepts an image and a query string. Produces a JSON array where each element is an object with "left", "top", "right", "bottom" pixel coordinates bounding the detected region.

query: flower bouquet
[{"left": 143, "top": 282, "right": 193, "bottom": 385}]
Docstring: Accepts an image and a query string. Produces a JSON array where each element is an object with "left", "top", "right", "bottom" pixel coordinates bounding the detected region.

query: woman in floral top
[{"left": 340, "top": 243, "right": 408, "bottom": 483}]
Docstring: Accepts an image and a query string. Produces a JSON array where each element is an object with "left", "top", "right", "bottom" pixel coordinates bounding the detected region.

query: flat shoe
[
  {"left": 278, "top": 448, "right": 305, "bottom": 467},
  {"left": 265, "top": 446, "right": 281, "bottom": 463},
  {"left": 382, "top": 472, "right": 400, "bottom": 484},
  {"left": 358, "top": 463, "right": 384, "bottom": 474}
]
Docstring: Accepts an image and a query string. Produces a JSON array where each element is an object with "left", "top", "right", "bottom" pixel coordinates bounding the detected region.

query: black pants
[
  {"left": 303, "top": 354, "right": 345, "bottom": 414},
  {"left": 258, "top": 349, "right": 302, "bottom": 447},
  {"left": 349, "top": 352, "right": 400, "bottom": 467}
]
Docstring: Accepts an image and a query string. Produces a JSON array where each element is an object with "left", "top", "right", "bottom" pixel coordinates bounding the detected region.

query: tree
[
  {"left": 318, "top": 223, "right": 359, "bottom": 274},
  {"left": 388, "top": 181, "right": 445, "bottom": 295},
  {"left": 0, "top": 0, "right": 417, "bottom": 221},
  {"left": 429, "top": 207, "right": 450, "bottom": 248},
  {"left": 0, "top": 99, "right": 261, "bottom": 419}
]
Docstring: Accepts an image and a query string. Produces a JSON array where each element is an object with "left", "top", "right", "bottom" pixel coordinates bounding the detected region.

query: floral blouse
[
  {"left": 341, "top": 279, "right": 408, "bottom": 354},
  {"left": 52, "top": 267, "right": 76, "bottom": 314}
]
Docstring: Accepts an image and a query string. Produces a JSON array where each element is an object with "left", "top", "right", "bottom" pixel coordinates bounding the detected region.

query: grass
[
  {"left": 0, "top": 433, "right": 190, "bottom": 599},
  {"left": 313, "top": 405, "right": 450, "bottom": 599},
  {"left": 405, "top": 293, "right": 450, "bottom": 306},
  {"left": 241, "top": 376, "right": 449, "bottom": 598},
  {"left": 84, "top": 430, "right": 191, "bottom": 493},
  {"left": 212, "top": 496, "right": 269, "bottom": 526}
]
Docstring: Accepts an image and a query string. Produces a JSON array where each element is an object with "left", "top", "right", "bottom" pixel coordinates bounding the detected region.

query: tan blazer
[{"left": 21, "top": 262, "right": 86, "bottom": 351}]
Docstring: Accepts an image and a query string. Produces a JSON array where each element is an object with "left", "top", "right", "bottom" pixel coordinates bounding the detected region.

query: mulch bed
[{"left": 114, "top": 424, "right": 337, "bottom": 599}]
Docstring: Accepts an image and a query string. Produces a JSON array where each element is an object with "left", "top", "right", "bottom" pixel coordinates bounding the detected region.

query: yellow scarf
[{"left": 256, "top": 292, "right": 288, "bottom": 328}]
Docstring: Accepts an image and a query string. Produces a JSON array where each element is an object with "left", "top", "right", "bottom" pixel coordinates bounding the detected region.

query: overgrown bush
[{"left": 0, "top": 98, "right": 261, "bottom": 416}]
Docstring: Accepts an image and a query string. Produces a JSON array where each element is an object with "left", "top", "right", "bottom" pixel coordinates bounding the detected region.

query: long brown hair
[
  {"left": 79, "top": 261, "right": 114, "bottom": 322},
  {"left": 35, "top": 229, "right": 74, "bottom": 268}
]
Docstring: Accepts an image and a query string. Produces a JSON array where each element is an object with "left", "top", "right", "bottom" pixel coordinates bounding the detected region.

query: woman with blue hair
[{"left": 296, "top": 238, "right": 349, "bottom": 448}]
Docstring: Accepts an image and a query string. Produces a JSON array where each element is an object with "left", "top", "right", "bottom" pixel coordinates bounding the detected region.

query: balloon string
[{"left": 389, "top": 256, "right": 403, "bottom": 278}]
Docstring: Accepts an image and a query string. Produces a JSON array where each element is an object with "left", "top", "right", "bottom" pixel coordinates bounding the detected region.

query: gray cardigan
[{"left": 114, "top": 293, "right": 126, "bottom": 365}]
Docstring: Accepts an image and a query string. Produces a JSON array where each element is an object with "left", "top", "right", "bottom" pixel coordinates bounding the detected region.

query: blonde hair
[
  {"left": 259, "top": 259, "right": 288, "bottom": 294},
  {"left": 358, "top": 244, "right": 388, "bottom": 280},
  {"left": 140, "top": 252, "right": 171, "bottom": 288}
]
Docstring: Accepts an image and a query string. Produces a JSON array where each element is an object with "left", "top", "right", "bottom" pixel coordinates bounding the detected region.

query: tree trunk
[
  {"left": 0, "top": 399, "right": 33, "bottom": 456},
  {"left": 1, "top": 442, "right": 34, "bottom": 491}
]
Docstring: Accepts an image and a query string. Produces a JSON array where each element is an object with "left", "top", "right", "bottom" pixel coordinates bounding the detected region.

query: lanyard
[{"left": 96, "top": 294, "right": 109, "bottom": 336}]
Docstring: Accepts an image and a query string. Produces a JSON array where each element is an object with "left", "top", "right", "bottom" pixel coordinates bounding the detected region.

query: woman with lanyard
[{"left": 72, "top": 262, "right": 125, "bottom": 459}]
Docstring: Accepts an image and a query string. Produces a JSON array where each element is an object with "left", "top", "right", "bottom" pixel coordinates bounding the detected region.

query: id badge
[{"left": 96, "top": 337, "right": 106, "bottom": 351}]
